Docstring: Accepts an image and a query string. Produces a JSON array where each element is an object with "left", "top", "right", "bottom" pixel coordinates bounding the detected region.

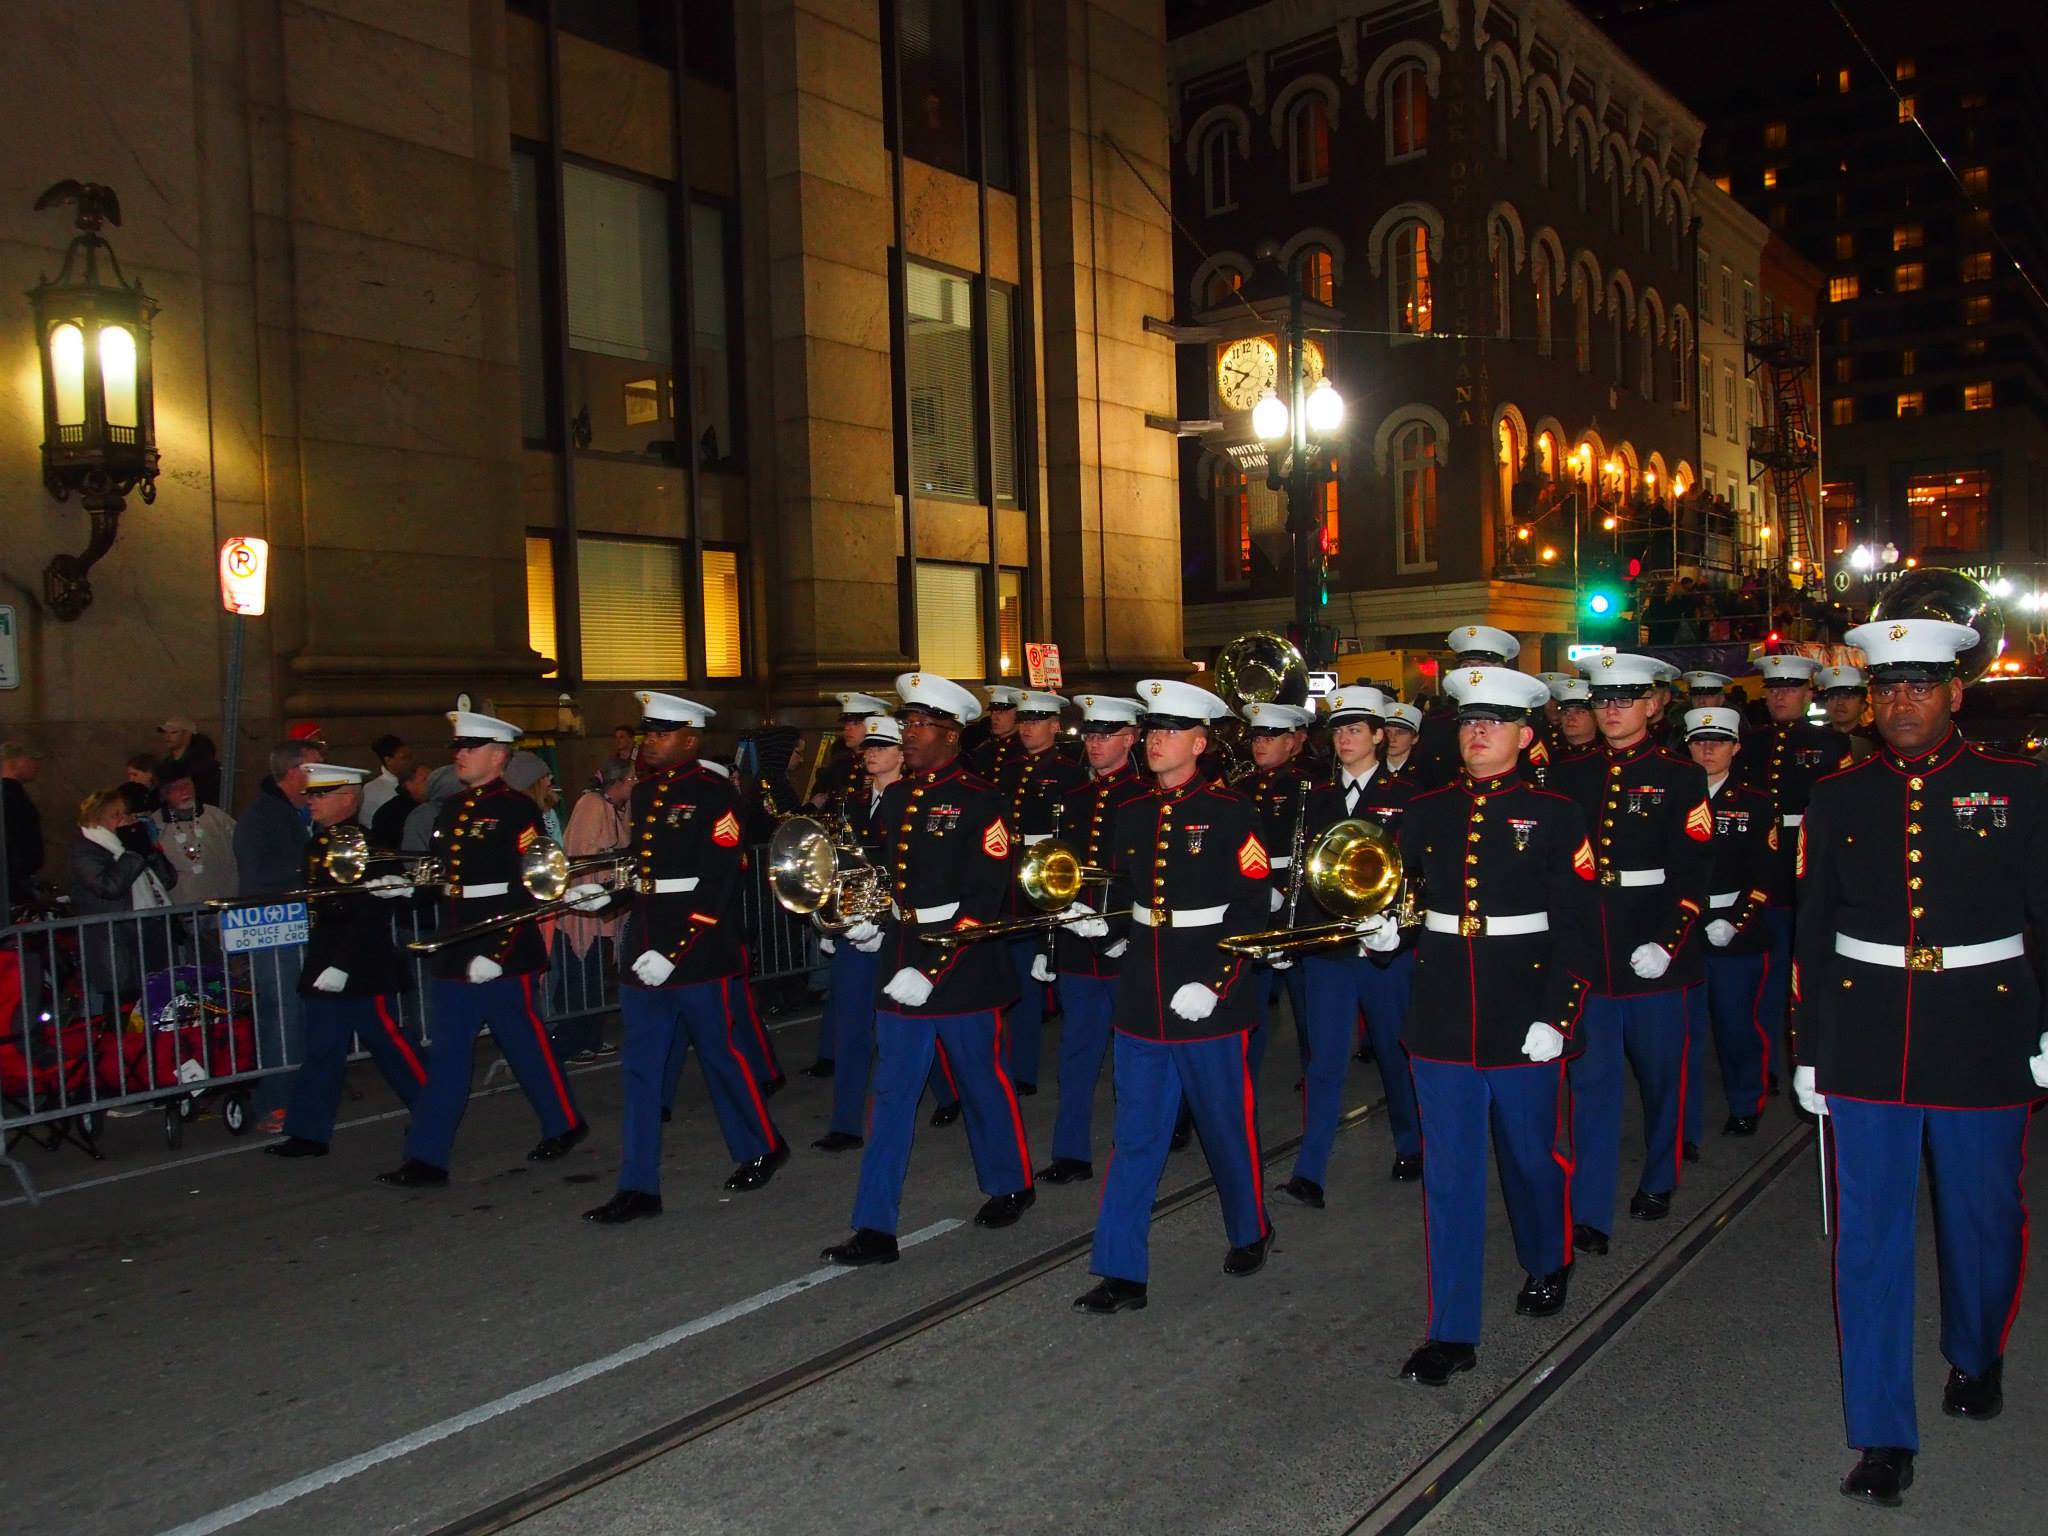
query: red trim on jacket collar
[
  {"left": 1460, "top": 770, "right": 1519, "bottom": 796},
  {"left": 1878, "top": 726, "right": 1964, "bottom": 777}
]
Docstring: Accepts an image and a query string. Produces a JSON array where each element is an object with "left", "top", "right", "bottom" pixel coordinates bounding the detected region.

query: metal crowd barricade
[{"left": 0, "top": 845, "right": 819, "bottom": 1204}]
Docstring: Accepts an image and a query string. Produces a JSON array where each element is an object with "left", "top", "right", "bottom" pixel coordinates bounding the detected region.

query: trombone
[
  {"left": 404, "top": 840, "right": 634, "bottom": 954},
  {"left": 924, "top": 840, "right": 1122, "bottom": 949},
  {"left": 1217, "top": 818, "right": 1412, "bottom": 960},
  {"left": 207, "top": 824, "right": 439, "bottom": 907}
]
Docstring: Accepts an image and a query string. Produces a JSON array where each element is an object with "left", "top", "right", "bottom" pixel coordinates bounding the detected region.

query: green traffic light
[{"left": 1585, "top": 589, "right": 1615, "bottom": 617}]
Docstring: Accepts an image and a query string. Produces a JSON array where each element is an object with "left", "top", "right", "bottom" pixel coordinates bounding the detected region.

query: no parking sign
[{"left": 219, "top": 536, "right": 270, "bottom": 616}]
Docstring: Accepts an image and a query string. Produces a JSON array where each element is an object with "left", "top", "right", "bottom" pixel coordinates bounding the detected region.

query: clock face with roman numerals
[{"left": 1216, "top": 336, "right": 1279, "bottom": 411}]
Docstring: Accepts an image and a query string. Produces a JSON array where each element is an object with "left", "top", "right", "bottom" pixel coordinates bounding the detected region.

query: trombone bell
[
  {"left": 521, "top": 840, "right": 571, "bottom": 903},
  {"left": 1216, "top": 817, "right": 1405, "bottom": 959},
  {"left": 1016, "top": 840, "right": 1109, "bottom": 911}
]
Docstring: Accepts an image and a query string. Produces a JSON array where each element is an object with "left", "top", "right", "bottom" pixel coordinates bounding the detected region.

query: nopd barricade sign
[{"left": 219, "top": 901, "right": 308, "bottom": 952}]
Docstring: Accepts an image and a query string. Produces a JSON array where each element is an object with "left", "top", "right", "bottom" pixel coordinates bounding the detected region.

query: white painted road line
[{"left": 155, "top": 1217, "right": 963, "bottom": 1536}]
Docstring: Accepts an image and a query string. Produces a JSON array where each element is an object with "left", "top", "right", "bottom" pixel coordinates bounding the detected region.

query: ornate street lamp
[{"left": 28, "top": 180, "right": 160, "bottom": 620}]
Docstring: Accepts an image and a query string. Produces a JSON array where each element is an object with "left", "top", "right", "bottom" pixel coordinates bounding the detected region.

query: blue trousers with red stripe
[
  {"left": 820, "top": 944, "right": 960, "bottom": 1136},
  {"left": 1569, "top": 990, "right": 1687, "bottom": 1235},
  {"left": 1091, "top": 1031, "right": 1268, "bottom": 1285},
  {"left": 405, "top": 973, "right": 580, "bottom": 1171},
  {"left": 1261, "top": 960, "right": 1309, "bottom": 1081},
  {"left": 1295, "top": 950, "right": 1420, "bottom": 1187},
  {"left": 618, "top": 978, "right": 777, "bottom": 1195},
  {"left": 282, "top": 994, "right": 427, "bottom": 1146},
  {"left": 1050, "top": 974, "right": 1117, "bottom": 1164},
  {"left": 1003, "top": 938, "right": 1046, "bottom": 1088},
  {"left": 1410, "top": 1057, "right": 1573, "bottom": 1345},
  {"left": 663, "top": 971, "right": 780, "bottom": 1113},
  {"left": 1830, "top": 1098, "right": 2032, "bottom": 1452},
  {"left": 1683, "top": 953, "right": 1771, "bottom": 1144},
  {"left": 850, "top": 1008, "right": 1032, "bottom": 1235}
]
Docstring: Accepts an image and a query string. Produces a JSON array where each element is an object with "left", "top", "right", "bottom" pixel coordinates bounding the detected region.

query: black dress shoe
[
  {"left": 1275, "top": 1175, "right": 1325, "bottom": 1208},
  {"left": 1400, "top": 1339, "right": 1477, "bottom": 1386},
  {"left": 265, "top": 1136, "right": 328, "bottom": 1159},
  {"left": 1572, "top": 1223, "right": 1609, "bottom": 1255},
  {"left": 1073, "top": 1278, "right": 1149, "bottom": 1314},
  {"left": 1014, "top": 1081, "right": 1038, "bottom": 1097},
  {"left": 1516, "top": 1266, "right": 1570, "bottom": 1317},
  {"left": 724, "top": 1139, "right": 791, "bottom": 1192},
  {"left": 1223, "top": 1223, "right": 1275, "bottom": 1277},
  {"left": 1943, "top": 1358, "right": 2004, "bottom": 1420},
  {"left": 528, "top": 1120, "right": 590, "bottom": 1162},
  {"left": 1682, "top": 1142, "right": 1702, "bottom": 1164},
  {"left": 1039, "top": 1158, "right": 1094, "bottom": 1185},
  {"left": 1840, "top": 1447, "right": 1914, "bottom": 1507},
  {"left": 929, "top": 1102, "right": 962, "bottom": 1128},
  {"left": 821, "top": 1228, "right": 900, "bottom": 1266},
  {"left": 804, "top": 1059, "right": 836, "bottom": 1079},
  {"left": 376, "top": 1159, "right": 449, "bottom": 1189},
  {"left": 974, "top": 1188, "right": 1037, "bottom": 1227},
  {"left": 583, "top": 1190, "right": 662, "bottom": 1224},
  {"left": 1390, "top": 1155, "right": 1423, "bottom": 1182},
  {"left": 1629, "top": 1189, "right": 1672, "bottom": 1222},
  {"left": 811, "top": 1130, "right": 865, "bottom": 1153},
  {"left": 1722, "top": 1114, "right": 1760, "bottom": 1136},
  {"left": 763, "top": 1074, "right": 788, "bottom": 1099}
]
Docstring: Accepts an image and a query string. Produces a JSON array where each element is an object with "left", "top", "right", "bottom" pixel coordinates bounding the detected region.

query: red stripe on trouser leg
[
  {"left": 374, "top": 994, "right": 426, "bottom": 1084},
  {"left": 1748, "top": 953, "right": 1773, "bottom": 1114},
  {"left": 1409, "top": 1057, "right": 1434, "bottom": 1335},
  {"left": 518, "top": 973, "right": 577, "bottom": 1123},
  {"left": 985, "top": 1009, "right": 1034, "bottom": 1188},
  {"left": 1998, "top": 1111, "right": 2033, "bottom": 1353},
  {"left": 1553, "top": 1062, "right": 1575, "bottom": 1259},
  {"left": 1240, "top": 1034, "right": 1266, "bottom": 1234},
  {"left": 721, "top": 977, "right": 778, "bottom": 1146},
  {"left": 1674, "top": 1008, "right": 1689, "bottom": 1190}
]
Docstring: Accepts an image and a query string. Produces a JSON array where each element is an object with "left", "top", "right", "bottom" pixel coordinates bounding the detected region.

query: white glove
[
  {"left": 1030, "top": 953, "right": 1056, "bottom": 984},
  {"left": 1629, "top": 942, "right": 1672, "bottom": 980},
  {"left": 844, "top": 919, "right": 880, "bottom": 946},
  {"left": 817, "top": 935, "right": 837, "bottom": 956},
  {"left": 1103, "top": 939, "right": 1128, "bottom": 959},
  {"left": 1169, "top": 982, "right": 1219, "bottom": 1022},
  {"left": 1065, "top": 911, "right": 1109, "bottom": 939},
  {"left": 883, "top": 967, "right": 934, "bottom": 1009},
  {"left": 1357, "top": 914, "right": 1400, "bottom": 954},
  {"left": 1793, "top": 1064, "right": 1827, "bottom": 1117},
  {"left": 2029, "top": 1032, "right": 2048, "bottom": 1089},
  {"left": 1522, "top": 1022, "right": 1566, "bottom": 1062},
  {"left": 311, "top": 966, "right": 348, "bottom": 994},
  {"left": 1269, "top": 887, "right": 1286, "bottom": 913},
  {"left": 465, "top": 955, "right": 503, "bottom": 984},
  {"left": 1705, "top": 919, "right": 1737, "bottom": 949},
  {"left": 364, "top": 875, "right": 413, "bottom": 900},
  {"left": 563, "top": 882, "right": 610, "bottom": 914},
  {"left": 631, "top": 950, "right": 677, "bottom": 987},
  {"left": 1269, "top": 955, "right": 1294, "bottom": 971}
]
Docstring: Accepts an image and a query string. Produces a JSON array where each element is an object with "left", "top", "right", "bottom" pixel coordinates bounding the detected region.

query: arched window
[
  {"left": 1574, "top": 285, "right": 1592, "bottom": 373},
  {"left": 1391, "top": 223, "right": 1433, "bottom": 334},
  {"left": 1204, "top": 265, "right": 1245, "bottom": 309},
  {"left": 1497, "top": 416, "right": 1522, "bottom": 528},
  {"left": 1387, "top": 65, "right": 1429, "bottom": 161},
  {"left": 1394, "top": 419, "right": 1439, "bottom": 571},
  {"left": 1532, "top": 100, "right": 1552, "bottom": 187},
  {"left": 1608, "top": 164, "right": 1622, "bottom": 231},
  {"left": 1532, "top": 246, "right": 1554, "bottom": 356},
  {"left": 1537, "top": 429, "right": 1560, "bottom": 483},
  {"left": 1491, "top": 225, "right": 1513, "bottom": 338},
  {"left": 1288, "top": 95, "right": 1331, "bottom": 190},
  {"left": 1201, "top": 125, "right": 1236, "bottom": 215},
  {"left": 1611, "top": 304, "right": 1627, "bottom": 385},
  {"left": 1574, "top": 139, "right": 1588, "bottom": 210},
  {"left": 1297, "top": 245, "right": 1335, "bottom": 305},
  {"left": 1639, "top": 321, "right": 1656, "bottom": 400}
]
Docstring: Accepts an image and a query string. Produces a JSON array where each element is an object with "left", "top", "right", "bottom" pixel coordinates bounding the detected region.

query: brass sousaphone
[
  {"left": 1211, "top": 630, "right": 1311, "bottom": 782},
  {"left": 1867, "top": 566, "right": 2006, "bottom": 684}
]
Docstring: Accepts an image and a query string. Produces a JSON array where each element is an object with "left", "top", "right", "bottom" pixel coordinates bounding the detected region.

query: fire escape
[{"left": 1745, "top": 312, "right": 1822, "bottom": 579}]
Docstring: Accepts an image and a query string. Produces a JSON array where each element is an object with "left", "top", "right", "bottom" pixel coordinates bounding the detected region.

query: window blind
[
  {"left": 577, "top": 536, "right": 686, "bottom": 682},
  {"left": 906, "top": 263, "right": 978, "bottom": 499},
  {"left": 916, "top": 561, "right": 984, "bottom": 679},
  {"left": 997, "top": 569, "right": 1023, "bottom": 677},
  {"left": 563, "top": 163, "right": 672, "bottom": 363},
  {"left": 702, "top": 547, "right": 743, "bottom": 679},
  {"left": 525, "top": 535, "right": 558, "bottom": 679}
]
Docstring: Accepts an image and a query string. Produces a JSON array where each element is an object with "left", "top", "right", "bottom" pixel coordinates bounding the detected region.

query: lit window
[
  {"left": 997, "top": 570, "right": 1024, "bottom": 677},
  {"left": 1763, "top": 166, "right": 1778, "bottom": 188},
  {"left": 1894, "top": 263, "right": 1925, "bottom": 292},
  {"left": 700, "top": 548, "right": 743, "bottom": 679},
  {"left": 1764, "top": 122, "right": 1789, "bottom": 148},
  {"left": 1964, "top": 337, "right": 1987, "bottom": 358},
  {"left": 1893, "top": 224, "right": 1922, "bottom": 251},
  {"left": 1964, "top": 380, "right": 1995, "bottom": 410},
  {"left": 1387, "top": 64, "right": 1429, "bottom": 161},
  {"left": 1393, "top": 418, "right": 1439, "bottom": 572},
  {"left": 915, "top": 561, "right": 986, "bottom": 678},
  {"left": 1288, "top": 94, "right": 1332, "bottom": 190},
  {"left": 1391, "top": 223, "right": 1434, "bottom": 335},
  {"left": 1832, "top": 356, "right": 1853, "bottom": 384},
  {"left": 1962, "top": 251, "right": 1993, "bottom": 282},
  {"left": 1831, "top": 396, "right": 1855, "bottom": 426},
  {"left": 904, "top": 262, "right": 982, "bottom": 500},
  {"left": 1900, "top": 347, "right": 1916, "bottom": 376},
  {"left": 1962, "top": 165, "right": 1989, "bottom": 196},
  {"left": 1214, "top": 459, "right": 1251, "bottom": 588},
  {"left": 1896, "top": 391, "right": 1923, "bottom": 418},
  {"left": 1898, "top": 96, "right": 1916, "bottom": 123},
  {"left": 1966, "top": 294, "right": 1993, "bottom": 324},
  {"left": 1320, "top": 476, "right": 1341, "bottom": 559},
  {"left": 1908, "top": 468, "right": 1991, "bottom": 552},
  {"left": 1834, "top": 233, "right": 1855, "bottom": 260},
  {"left": 525, "top": 535, "right": 558, "bottom": 680},
  {"left": 1837, "top": 68, "right": 1852, "bottom": 93},
  {"left": 1829, "top": 274, "right": 1860, "bottom": 302},
  {"left": 1297, "top": 246, "right": 1335, "bottom": 306},
  {"left": 1894, "top": 57, "right": 1916, "bottom": 81},
  {"left": 1204, "top": 265, "right": 1245, "bottom": 308},
  {"left": 578, "top": 536, "right": 687, "bottom": 682},
  {"left": 1713, "top": 174, "right": 1732, "bottom": 193}
]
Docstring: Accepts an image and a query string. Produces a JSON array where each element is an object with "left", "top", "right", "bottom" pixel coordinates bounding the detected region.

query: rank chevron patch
[
  {"left": 1685, "top": 800, "right": 1714, "bottom": 841},
  {"left": 1238, "top": 833, "right": 1270, "bottom": 877},
  {"left": 1572, "top": 839, "right": 1597, "bottom": 880},
  {"left": 983, "top": 820, "right": 1011, "bottom": 858},
  {"left": 711, "top": 810, "right": 742, "bottom": 847}
]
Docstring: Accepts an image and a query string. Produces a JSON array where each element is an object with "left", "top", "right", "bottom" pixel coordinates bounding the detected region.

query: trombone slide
[{"left": 921, "top": 908, "right": 1131, "bottom": 950}]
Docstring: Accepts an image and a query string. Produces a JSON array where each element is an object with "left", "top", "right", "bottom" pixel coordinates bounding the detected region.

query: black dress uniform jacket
[
  {"left": 1298, "top": 765, "right": 1417, "bottom": 951},
  {"left": 1103, "top": 777, "right": 1271, "bottom": 1041},
  {"left": 971, "top": 732, "right": 1020, "bottom": 781},
  {"left": 1701, "top": 779, "right": 1776, "bottom": 959},
  {"left": 872, "top": 757, "right": 1020, "bottom": 1016},
  {"left": 1397, "top": 771, "right": 1598, "bottom": 1066},
  {"left": 616, "top": 760, "right": 747, "bottom": 987},
  {"left": 1796, "top": 730, "right": 2048, "bottom": 1108},
  {"left": 427, "top": 779, "right": 552, "bottom": 981},
  {"left": 297, "top": 825, "right": 409, "bottom": 999},
  {"left": 1737, "top": 719, "right": 1853, "bottom": 904},
  {"left": 1050, "top": 761, "right": 1151, "bottom": 981},
  {"left": 1000, "top": 744, "right": 1089, "bottom": 918},
  {"left": 1244, "top": 763, "right": 1311, "bottom": 913},
  {"left": 1549, "top": 741, "right": 1713, "bottom": 995}
]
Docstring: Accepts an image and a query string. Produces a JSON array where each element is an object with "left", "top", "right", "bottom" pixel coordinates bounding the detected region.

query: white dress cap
[
  {"left": 1242, "top": 700, "right": 1316, "bottom": 730},
  {"left": 835, "top": 692, "right": 891, "bottom": 718},
  {"left": 1135, "top": 678, "right": 1230, "bottom": 726},
  {"left": 896, "top": 671, "right": 985, "bottom": 724},
  {"left": 1445, "top": 624, "right": 1521, "bottom": 661},
  {"left": 1444, "top": 666, "right": 1550, "bottom": 719},
  {"left": 984, "top": 685, "right": 1029, "bottom": 709},
  {"left": 1756, "top": 653, "right": 1821, "bottom": 685},
  {"left": 1014, "top": 691, "right": 1070, "bottom": 718},
  {"left": 1074, "top": 694, "right": 1147, "bottom": 727},
  {"left": 1323, "top": 685, "right": 1389, "bottom": 725},
  {"left": 1843, "top": 618, "right": 1981, "bottom": 678},
  {"left": 1579, "top": 652, "right": 1669, "bottom": 692},
  {"left": 860, "top": 715, "right": 905, "bottom": 746},
  {"left": 1382, "top": 701, "right": 1424, "bottom": 733},
  {"left": 1550, "top": 677, "right": 1593, "bottom": 704},
  {"left": 1817, "top": 663, "right": 1867, "bottom": 692},
  {"left": 1683, "top": 706, "right": 1744, "bottom": 740},
  {"left": 636, "top": 691, "right": 714, "bottom": 729},
  {"left": 448, "top": 710, "right": 520, "bottom": 744},
  {"left": 303, "top": 763, "right": 371, "bottom": 790},
  {"left": 1681, "top": 670, "right": 1733, "bottom": 691}
]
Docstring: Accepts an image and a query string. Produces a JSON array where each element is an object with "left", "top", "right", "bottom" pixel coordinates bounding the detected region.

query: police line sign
[{"left": 219, "top": 901, "right": 308, "bottom": 953}]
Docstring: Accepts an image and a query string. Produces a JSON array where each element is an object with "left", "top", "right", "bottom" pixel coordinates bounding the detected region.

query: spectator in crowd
[
  {"left": 155, "top": 762, "right": 239, "bottom": 907},
  {"left": 287, "top": 720, "right": 326, "bottom": 748},
  {"left": 4, "top": 740, "right": 47, "bottom": 906},
  {"left": 505, "top": 750, "right": 564, "bottom": 844},
  {"left": 360, "top": 734, "right": 412, "bottom": 828},
  {"left": 401, "top": 764, "right": 464, "bottom": 853},
  {"left": 611, "top": 724, "right": 635, "bottom": 760},
  {"left": 124, "top": 753, "right": 161, "bottom": 813},
  {"left": 370, "top": 760, "right": 431, "bottom": 852},
  {"left": 65, "top": 786, "right": 178, "bottom": 1012},
  {"left": 554, "top": 755, "right": 634, "bottom": 1057},
  {"left": 156, "top": 716, "right": 222, "bottom": 807},
  {"left": 235, "top": 739, "right": 324, "bottom": 1133}
]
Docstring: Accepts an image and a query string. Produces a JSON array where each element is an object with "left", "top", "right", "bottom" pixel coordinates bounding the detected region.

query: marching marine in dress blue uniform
[
  {"left": 581, "top": 694, "right": 787, "bottom": 1224},
  {"left": 1380, "top": 700, "right": 1428, "bottom": 786},
  {"left": 1795, "top": 618, "right": 2048, "bottom": 1507},
  {"left": 821, "top": 673, "right": 1036, "bottom": 1267},
  {"left": 994, "top": 691, "right": 1087, "bottom": 1094},
  {"left": 802, "top": 691, "right": 890, "bottom": 1077},
  {"left": 1396, "top": 667, "right": 1597, "bottom": 1385},
  {"left": 969, "top": 684, "right": 1027, "bottom": 779},
  {"left": 1416, "top": 626, "right": 1523, "bottom": 786},
  {"left": 1550, "top": 654, "right": 1712, "bottom": 1250},
  {"left": 1073, "top": 681, "right": 1277, "bottom": 1313},
  {"left": 378, "top": 712, "right": 588, "bottom": 1187},
  {"left": 1239, "top": 698, "right": 1316, "bottom": 1082}
]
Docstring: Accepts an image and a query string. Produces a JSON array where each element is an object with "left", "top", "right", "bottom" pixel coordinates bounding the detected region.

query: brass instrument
[
  {"left": 404, "top": 838, "right": 625, "bottom": 954},
  {"left": 923, "top": 839, "right": 1122, "bottom": 949},
  {"left": 1868, "top": 566, "right": 2005, "bottom": 684},
  {"left": 1218, "top": 817, "right": 1408, "bottom": 959},
  {"left": 1211, "top": 630, "right": 1311, "bottom": 783},
  {"left": 768, "top": 815, "right": 890, "bottom": 933},
  {"left": 207, "top": 824, "right": 440, "bottom": 907}
]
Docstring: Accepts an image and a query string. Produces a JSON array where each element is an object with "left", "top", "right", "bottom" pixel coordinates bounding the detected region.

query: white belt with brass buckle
[
  {"left": 1598, "top": 867, "right": 1666, "bottom": 888},
  {"left": 1781, "top": 813, "right": 1804, "bottom": 827},
  {"left": 458, "top": 882, "right": 509, "bottom": 899},
  {"left": 1424, "top": 910, "right": 1550, "bottom": 938},
  {"left": 1132, "top": 905, "right": 1227, "bottom": 929},
  {"left": 651, "top": 877, "right": 699, "bottom": 894},
  {"left": 1709, "top": 891, "right": 1740, "bottom": 909},
  {"left": 1834, "top": 932, "right": 2024, "bottom": 973},
  {"left": 893, "top": 900, "right": 960, "bottom": 924}
]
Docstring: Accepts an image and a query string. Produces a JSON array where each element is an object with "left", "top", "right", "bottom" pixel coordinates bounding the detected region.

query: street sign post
[
  {"left": 1025, "top": 642, "right": 1063, "bottom": 689},
  {"left": 219, "top": 535, "right": 271, "bottom": 805}
]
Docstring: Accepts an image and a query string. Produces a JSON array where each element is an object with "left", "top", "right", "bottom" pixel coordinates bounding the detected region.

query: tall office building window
[
  {"left": 1961, "top": 251, "right": 1994, "bottom": 282},
  {"left": 1831, "top": 396, "right": 1855, "bottom": 426},
  {"left": 1893, "top": 224, "right": 1922, "bottom": 251},
  {"left": 691, "top": 200, "right": 739, "bottom": 469},
  {"left": 1961, "top": 166, "right": 1989, "bottom": 196},
  {"left": 1894, "top": 263, "right": 1925, "bottom": 292},
  {"left": 512, "top": 149, "right": 553, "bottom": 445},
  {"left": 915, "top": 561, "right": 985, "bottom": 677},
  {"left": 1908, "top": 470, "right": 1990, "bottom": 550},
  {"left": 904, "top": 262, "right": 980, "bottom": 500},
  {"left": 1964, "top": 380, "right": 1995, "bottom": 410},
  {"left": 562, "top": 163, "right": 674, "bottom": 456},
  {"left": 896, "top": 0, "right": 970, "bottom": 177},
  {"left": 989, "top": 281, "right": 1019, "bottom": 505},
  {"left": 1966, "top": 294, "right": 1993, "bottom": 324},
  {"left": 1899, "top": 348, "right": 1916, "bottom": 376},
  {"left": 1829, "top": 275, "right": 1860, "bottom": 303},
  {"left": 578, "top": 536, "right": 687, "bottom": 681},
  {"left": 997, "top": 569, "right": 1023, "bottom": 677},
  {"left": 701, "top": 547, "right": 743, "bottom": 678},
  {"left": 976, "top": 0, "right": 1016, "bottom": 190},
  {"left": 525, "top": 534, "right": 559, "bottom": 679},
  {"left": 1896, "top": 391, "right": 1924, "bottom": 418}
]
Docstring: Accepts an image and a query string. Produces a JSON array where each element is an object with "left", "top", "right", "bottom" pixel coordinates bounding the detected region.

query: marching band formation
[{"left": 259, "top": 615, "right": 2047, "bottom": 1509}]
